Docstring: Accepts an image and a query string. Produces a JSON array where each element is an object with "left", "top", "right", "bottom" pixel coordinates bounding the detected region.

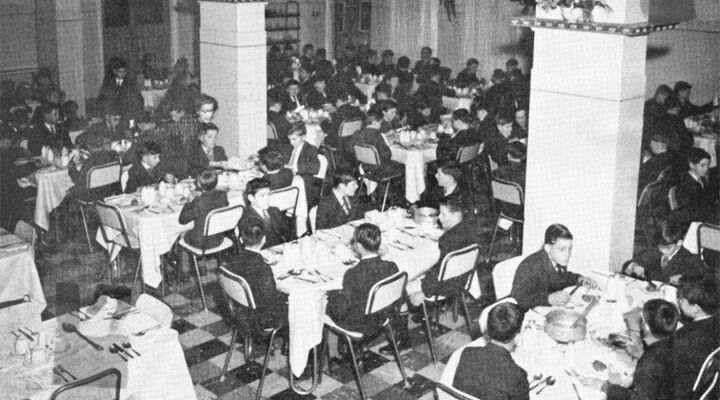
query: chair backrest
[
  {"left": 14, "top": 220, "right": 36, "bottom": 249},
  {"left": 339, "top": 119, "right": 363, "bottom": 138},
  {"left": 354, "top": 143, "right": 380, "bottom": 166},
  {"left": 218, "top": 266, "right": 257, "bottom": 310},
  {"left": 694, "top": 346, "right": 720, "bottom": 400},
  {"left": 95, "top": 201, "right": 132, "bottom": 248},
  {"left": 120, "top": 167, "right": 130, "bottom": 192},
  {"left": 637, "top": 179, "right": 663, "bottom": 208},
  {"left": 487, "top": 153, "right": 498, "bottom": 173},
  {"left": 86, "top": 161, "right": 121, "bottom": 189},
  {"left": 365, "top": 271, "right": 408, "bottom": 315},
  {"left": 269, "top": 186, "right": 299, "bottom": 218},
  {"left": 668, "top": 186, "right": 678, "bottom": 211},
  {"left": 456, "top": 143, "right": 480, "bottom": 164},
  {"left": 203, "top": 204, "right": 244, "bottom": 237},
  {"left": 492, "top": 255, "right": 523, "bottom": 299},
  {"left": 438, "top": 244, "right": 479, "bottom": 283},
  {"left": 315, "top": 154, "right": 329, "bottom": 180},
  {"left": 50, "top": 368, "right": 121, "bottom": 400},
  {"left": 479, "top": 297, "right": 518, "bottom": 334},
  {"left": 698, "top": 223, "right": 720, "bottom": 255},
  {"left": 491, "top": 178, "right": 523, "bottom": 206},
  {"left": 267, "top": 123, "right": 278, "bottom": 140},
  {"left": 435, "top": 381, "right": 481, "bottom": 400},
  {"left": 68, "top": 129, "right": 84, "bottom": 145},
  {"left": 309, "top": 205, "right": 318, "bottom": 234},
  {"left": 135, "top": 293, "right": 173, "bottom": 327}
]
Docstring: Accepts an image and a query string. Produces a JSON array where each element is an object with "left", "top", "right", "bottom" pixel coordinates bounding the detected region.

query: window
[
  {"left": 359, "top": 1, "right": 371, "bottom": 32},
  {"left": 335, "top": 1, "right": 345, "bottom": 33}
]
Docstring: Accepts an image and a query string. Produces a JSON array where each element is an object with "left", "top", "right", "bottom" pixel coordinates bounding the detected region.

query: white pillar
[
  {"left": 523, "top": 3, "right": 650, "bottom": 274},
  {"left": 324, "top": 0, "right": 334, "bottom": 59},
  {"left": 199, "top": 0, "right": 267, "bottom": 158}
]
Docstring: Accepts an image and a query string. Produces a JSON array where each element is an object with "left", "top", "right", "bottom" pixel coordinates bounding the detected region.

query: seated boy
[
  {"left": 495, "top": 141, "right": 526, "bottom": 189},
  {"left": 316, "top": 167, "right": 367, "bottom": 230},
  {"left": 436, "top": 109, "right": 480, "bottom": 165},
  {"left": 223, "top": 222, "right": 288, "bottom": 328},
  {"left": 452, "top": 302, "right": 529, "bottom": 400},
  {"left": 124, "top": 141, "right": 175, "bottom": 193},
  {"left": 67, "top": 136, "right": 119, "bottom": 201},
  {"left": 238, "top": 178, "right": 295, "bottom": 248},
  {"left": 327, "top": 223, "right": 399, "bottom": 336},
  {"left": 286, "top": 125, "right": 321, "bottom": 207},
  {"left": 624, "top": 220, "right": 707, "bottom": 285},
  {"left": 178, "top": 169, "right": 229, "bottom": 249},
  {"left": 259, "top": 148, "right": 293, "bottom": 190},
  {"left": 415, "top": 162, "right": 466, "bottom": 211},
  {"left": 187, "top": 122, "right": 228, "bottom": 176}
]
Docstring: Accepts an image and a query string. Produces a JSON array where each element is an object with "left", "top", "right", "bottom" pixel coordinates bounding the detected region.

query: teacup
[{"left": 14, "top": 336, "right": 29, "bottom": 356}]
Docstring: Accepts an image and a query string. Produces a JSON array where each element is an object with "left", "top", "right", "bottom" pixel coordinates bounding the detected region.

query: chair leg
[
  {"left": 452, "top": 297, "right": 459, "bottom": 323},
  {"left": 460, "top": 294, "right": 473, "bottom": 338},
  {"left": 385, "top": 324, "right": 409, "bottom": 386},
  {"left": 219, "top": 328, "right": 239, "bottom": 382},
  {"left": 485, "top": 222, "right": 500, "bottom": 263},
  {"left": 192, "top": 255, "right": 208, "bottom": 311},
  {"left": 160, "top": 257, "right": 166, "bottom": 298},
  {"left": 318, "top": 327, "right": 329, "bottom": 384},
  {"left": 79, "top": 204, "right": 93, "bottom": 253},
  {"left": 256, "top": 329, "right": 279, "bottom": 400},
  {"left": 132, "top": 254, "right": 143, "bottom": 294},
  {"left": 421, "top": 302, "right": 438, "bottom": 366},
  {"left": 244, "top": 336, "right": 253, "bottom": 360},
  {"left": 380, "top": 181, "right": 391, "bottom": 212},
  {"left": 345, "top": 336, "right": 367, "bottom": 400}
]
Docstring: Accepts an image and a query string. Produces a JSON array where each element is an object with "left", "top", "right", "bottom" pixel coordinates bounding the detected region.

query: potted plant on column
[{"left": 536, "top": 0, "right": 610, "bottom": 22}]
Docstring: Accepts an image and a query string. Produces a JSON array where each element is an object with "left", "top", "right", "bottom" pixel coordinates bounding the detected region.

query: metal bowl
[
  {"left": 413, "top": 207, "right": 439, "bottom": 225},
  {"left": 544, "top": 309, "right": 587, "bottom": 343}
]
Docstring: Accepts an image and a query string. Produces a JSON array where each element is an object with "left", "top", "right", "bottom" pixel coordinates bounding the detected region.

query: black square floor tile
[
  {"left": 267, "top": 387, "right": 317, "bottom": 400},
  {"left": 399, "top": 350, "right": 432, "bottom": 372},
  {"left": 201, "top": 373, "right": 244, "bottom": 398},
  {"left": 228, "top": 360, "right": 273, "bottom": 385},
  {"left": 185, "top": 338, "right": 230, "bottom": 366},
  {"left": 172, "top": 318, "right": 197, "bottom": 334},
  {"left": 323, "top": 359, "right": 356, "bottom": 385},
  {"left": 371, "top": 384, "right": 416, "bottom": 400},
  {"left": 203, "top": 319, "right": 232, "bottom": 337},
  {"left": 359, "top": 350, "right": 390, "bottom": 373},
  {"left": 403, "top": 374, "right": 435, "bottom": 397}
]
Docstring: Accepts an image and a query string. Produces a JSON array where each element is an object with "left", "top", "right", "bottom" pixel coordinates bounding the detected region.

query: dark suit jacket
[
  {"left": 187, "top": 142, "right": 227, "bottom": 176},
  {"left": 453, "top": 343, "right": 529, "bottom": 400},
  {"left": 264, "top": 168, "right": 294, "bottom": 191},
  {"left": 27, "top": 123, "right": 71, "bottom": 155},
  {"left": 321, "top": 103, "right": 365, "bottom": 148},
  {"left": 124, "top": 161, "right": 162, "bottom": 193},
  {"left": 97, "top": 77, "right": 142, "bottom": 121},
  {"left": 76, "top": 121, "right": 123, "bottom": 150},
  {"left": 510, "top": 249, "right": 580, "bottom": 310},
  {"left": 281, "top": 93, "right": 303, "bottom": 114},
  {"left": 327, "top": 256, "right": 399, "bottom": 336},
  {"left": 455, "top": 69, "right": 480, "bottom": 88},
  {"left": 495, "top": 162, "right": 526, "bottom": 189},
  {"left": 178, "top": 190, "right": 229, "bottom": 249},
  {"left": 238, "top": 206, "right": 294, "bottom": 249},
  {"left": 671, "top": 314, "right": 720, "bottom": 399},
  {"left": 316, "top": 192, "right": 366, "bottom": 230},
  {"left": 485, "top": 127, "right": 511, "bottom": 166},
  {"left": 628, "top": 246, "right": 707, "bottom": 283},
  {"left": 436, "top": 128, "right": 480, "bottom": 165},
  {"left": 643, "top": 98, "right": 666, "bottom": 127},
  {"left": 376, "top": 62, "right": 396, "bottom": 76},
  {"left": 679, "top": 99, "right": 718, "bottom": 119},
  {"left": 421, "top": 218, "right": 478, "bottom": 299},
  {"left": 351, "top": 127, "right": 392, "bottom": 164},
  {"left": 305, "top": 89, "right": 332, "bottom": 110},
  {"left": 267, "top": 110, "right": 292, "bottom": 144},
  {"left": 638, "top": 152, "right": 671, "bottom": 194},
  {"left": 397, "top": 69, "right": 414, "bottom": 87},
  {"left": 316, "top": 59, "right": 335, "bottom": 80},
  {"left": 67, "top": 150, "right": 120, "bottom": 201},
  {"left": 606, "top": 338, "right": 674, "bottom": 400},
  {"left": 673, "top": 172, "right": 717, "bottom": 223},
  {"left": 223, "top": 249, "right": 288, "bottom": 328},
  {"left": 416, "top": 184, "right": 465, "bottom": 211}
]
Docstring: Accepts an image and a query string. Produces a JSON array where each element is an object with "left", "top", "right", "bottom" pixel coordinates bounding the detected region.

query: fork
[
  {"left": 53, "top": 367, "right": 69, "bottom": 383},
  {"left": 133, "top": 324, "right": 161, "bottom": 336}
]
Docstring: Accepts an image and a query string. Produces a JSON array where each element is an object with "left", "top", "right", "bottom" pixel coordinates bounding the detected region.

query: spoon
[
  {"left": 536, "top": 377, "right": 556, "bottom": 394},
  {"left": 109, "top": 345, "right": 127, "bottom": 361},
  {"left": 61, "top": 323, "right": 103, "bottom": 351},
  {"left": 133, "top": 324, "right": 161, "bottom": 336},
  {"left": 529, "top": 375, "right": 549, "bottom": 390},
  {"left": 528, "top": 373, "right": 543, "bottom": 386},
  {"left": 122, "top": 342, "right": 141, "bottom": 356}
]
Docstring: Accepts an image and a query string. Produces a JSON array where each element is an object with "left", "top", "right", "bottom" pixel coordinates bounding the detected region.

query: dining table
[
  {"left": 0, "top": 228, "right": 46, "bottom": 306},
  {"left": 140, "top": 88, "right": 168, "bottom": 110},
  {"left": 0, "top": 296, "right": 195, "bottom": 400},
  {"left": 354, "top": 81, "right": 380, "bottom": 101},
  {"left": 439, "top": 273, "right": 678, "bottom": 400},
  {"left": 384, "top": 131, "right": 438, "bottom": 203},
  {"left": 442, "top": 96, "right": 473, "bottom": 112},
  {"left": 261, "top": 210, "right": 442, "bottom": 379},
  {"left": 96, "top": 173, "right": 309, "bottom": 289},
  {"left": 29, "top": 164, "right": 74, "bottom": 232}
]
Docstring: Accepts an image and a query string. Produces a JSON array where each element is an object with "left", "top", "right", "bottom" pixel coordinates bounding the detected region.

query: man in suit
[
  {"left": 674, "top": 80, "right": 719, "bottom": 119},
  {"left": 320, "top": 86, "right": 365, "bottom": 149},
  {"left": 327, "top": 223, "right": 399, "bottom": 336},
  {"left": 329, "top": 63, "right": 368, "bottom": 105},
  {"left": 376, "top": 50, "right": 396, "bottom": 76},
  {"left": 223, "top": 222, "right": 288, "bottom": 329},
  {"left": 510, "top": 224, "right": 598, "bottom": 311},
  {"left": 453, "top": 302, "right": 529, "bottom": 400},
  {"left": 97, "top": 57, "right": 142, "bottom": 123},
  {"left": 495, "top": 141, "right": 526, "bottom": 189},
  {"left": 485, "top": 111, "right": 520, "bottom": 166},
  {"left": 455, "top": 58, "right": 481, "bottom": 88},
  {"left": 238, "top": 178, "right": 295, "bottom": 248},
  {"left": 316, "top": 167, "right": 367, "bottom": 230},
  {"left": 178, "top": 169, "right": 229, "bottom": 250},
  {"left": 281, "top": 80, "right": 303, "bottom": 114},
  {"left": 27, "top": 102, "right": 70, "bottom": 155},
  {"left": 436, "top": 109, "right": 481, "bottom": 165},
  {"left": 637, "top": 132, "right": 671, "bottom": 195},
  {"left": 396, "top": 56, "right": 414, "bottom": 88},
  {"left": 644, "top": 84, "right": 671, "bottom": 129},
  {"left": 624, "top": 220, "right": 708, "bottom": 285},
  {"left": 314, "top": 48, "right": 335, "bottom": 80},
  {"left": 413, "top": 47, "right": 433, "bottom": 81},
  {"left": 268, "top": 92, "right": 292, "bottom": 145},
  {"left": 672, "top": 148, "right": 717, "bottom": 224},
  {"left": 259, "top": 148, "right": 293, "bottom": 190},
  {"left": 305, "top": 75, "right": 332, "bottom": 110},
  {"left": 671, "top": 275, "right": 720, "bottom": 400},
  {"left": 415, "top": 162, "right": 466, "bottom": 211},
  {"left": 76, "top": 106, "right": 123, "bottom": 151},
  {"left": 286, "top": 125, "right": 322, "bottom": 207},
  {"left": 187, "top": 122, "right": 228, "bottom": 176},
  {"left": 658, "top": 95, "right": 694, "bottom": 166},
  {"left": 124, "top": 141, "right": 172, "bottom": 193}
]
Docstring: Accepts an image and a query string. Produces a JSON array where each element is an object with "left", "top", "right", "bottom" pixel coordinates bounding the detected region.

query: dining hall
[{"left": 0, "top": 0, "right": 719, "bottom": 399}]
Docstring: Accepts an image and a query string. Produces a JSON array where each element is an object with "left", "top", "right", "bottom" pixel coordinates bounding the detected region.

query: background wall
[{"left": 0, "top": 1, "right": 39, "bottom": 83}]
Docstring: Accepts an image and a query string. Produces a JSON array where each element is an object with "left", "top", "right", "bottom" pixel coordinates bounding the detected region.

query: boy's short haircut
[
  {"left": 506, "top": 58, "right": 519, "bottom": 68},
  {"left": 678, "top": 275, "right": 720, "bottom": 315},
  {"left": 507, "top": 141, "right": 527, "bottom": 160},
  {"left": 439, "top": 196, "right": 464, "bottom": 215},
  {"left": 332, "top": 166, "right": 357, "bottom": 188},
  {"left": 260, "top": 149, "right": 285, "bottom": 171},
  {"left": 200, "top": 122, "right": 219, "bottom": 135},
  {"left": 653, "top": 220, "right": 685, "bottom": 246},
  {"left": 244, "top": 177, "right": 271, "bottom": 203},
  {"left": 642, "top": 299, "right": 679, "bottom": 338},
  {"left": 40, "top": 102, "right": 61, "bottom": 116},
  {"left": 196, "top": 168, "right": 219, "bottom": 191},
  {"left": 438, "top": 162, "right": 462, "bottom": 182},
  {"left": 494, "top": 111, "right": 514, "bottom": 126},
  {"left": 687, "top": 147, "right": 711, "bottom": 164},
  {"left": 487, "top": 302, "right": 523, "bottom": 343},
  {"left": 194, "top": 94, "right": 218, "bottom": 112},
  {"left": 62, "top": 100, "right": 79, "bottom": 115},
  {"left": 287, "top": 124, "right": 306, "bottom": 138},
  {"left": 466, "top": 58, "right": 479, "bottom": 67},
  {"left": 138, "top": 141, "right": 161, "bottom": 157},
  {"left": 241, "top": 222, "right": 266, "bottom": 247},
  {"left": 397, "top": 56, "right": 410, "bottom": 69},
  {"left": 352, "top": 223, "right": 382, "bottom": 252},
  {"left": 451, "top": 109, "right": 472, "bottom": 124}
]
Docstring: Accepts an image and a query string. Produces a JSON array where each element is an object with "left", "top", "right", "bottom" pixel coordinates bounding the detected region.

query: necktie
[
  {"left": 289, "top": 147, "right": 299, "bottom": 168},
  {"left": 262, "top": 210, "right": 270, "bottom": 220},
  {"left": 556, "top": 265, "right": 567, "bottom": 274},
  {"left": 116, "top": 79, "right": 122, "bottom": 87},
  {"left": 50, "top": 125, "right": 56, "bottom": 135},
  {"left": 205, "top": 147, "right": 214, "bottom": 161},
  {"left": 342, "top": 196, "right": 351, "bottom": 215},
  {"left": 661, "top": 256, "right": 670, "bottom": 269}
]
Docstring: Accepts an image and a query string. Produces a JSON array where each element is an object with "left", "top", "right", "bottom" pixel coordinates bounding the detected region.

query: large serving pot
[
  {"left": 544, "top": 309, "right": 587, "bottom": 343},
  {"left": 412, "top": 207, "right": 439, "bottom": 225}
]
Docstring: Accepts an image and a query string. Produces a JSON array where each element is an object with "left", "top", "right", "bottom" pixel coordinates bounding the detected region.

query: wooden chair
[
  {"left": 95, "top": 201, "right": 143, "bottom": 289},
  {"left": 698, "top": 223, "right": 720, "bottom": 262},
  {"left": 434, "top": 381, "right": 481, "bottom": 400},
  {"left": 491, "top": 256, "right": 523, "bottom": 300},
  {"left": 321, "top": 118, "right": 363, "bottom": 170},
  {"left": 267, "top": 122, "right": 278, "bottom": 140},
  {"left": 269, "top": 186, "right": 300, "bottom": 219},
  {"left": 353, "top": 143, "right": 403, "bottom": 212},
  {"left": 76, "top": 161, "right": 122, "bottom": 252},
  {"left": 693, "top": 346, "right": 720, "bottom": 400},
  {"left": 487, "top": 178, "right": 524, "bottom": 261}
]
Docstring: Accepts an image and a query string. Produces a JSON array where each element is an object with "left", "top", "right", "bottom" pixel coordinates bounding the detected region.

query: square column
[
  {"left": 200, "top": 0, "right": 267, "bottom": 159},
  {"left": 521, "top": 12, "right": 652, "bottom": 274}
]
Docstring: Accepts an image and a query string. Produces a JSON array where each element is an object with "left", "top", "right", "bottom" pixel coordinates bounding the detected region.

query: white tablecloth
[
  {"left": 32, "top": 167, "right": 74, "bottom": 231},
  {"left": 439, "top": 275, "right": 673, "bottom": 400},
  {"left": 390, "top": 143, "right": 437, "bottom": 203},
  {"left": 694, "top": 134, "right": 718, "bottom": 168},
  {"left": 97, "top": 176, "right": 309, "bottom": 288},
  {"left": 0, "top": 229, "right": 46, "bottom": 306},
  {"left": 140, "top": 88, "right": 168, "bottom": 110},
  {"left": 305, "top": 123, "right": 325, "bottom": 147},
  {"left": 442, "top": 96, "right": 473, "bottom": 111},
  {"left": 0, "top": 298, "right": 195, "bottom": 400},
  {"left": 354, "top": 82, "right": 379, "bottom": 100},
  {"left": 266, "top": 218, "right": 441, "bottom": 376}
]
